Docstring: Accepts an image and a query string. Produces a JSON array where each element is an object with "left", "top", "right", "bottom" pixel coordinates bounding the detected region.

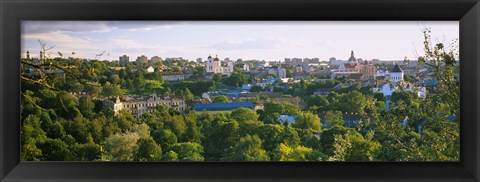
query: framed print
[{"left": 1, "top": 0, "right": 479, "bottom": 181}]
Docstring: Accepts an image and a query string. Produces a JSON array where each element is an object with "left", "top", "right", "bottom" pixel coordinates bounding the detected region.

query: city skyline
[{"left": 21, "top": 21, "right": 459, "bottom": 62}]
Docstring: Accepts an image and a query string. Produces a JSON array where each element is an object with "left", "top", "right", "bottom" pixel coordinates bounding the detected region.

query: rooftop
[
  {"left": 391, "top": 63, "right": 404, "bottom": 73},
  {"left": 193, "top": 102, "right": 254, "bottom": 111}
]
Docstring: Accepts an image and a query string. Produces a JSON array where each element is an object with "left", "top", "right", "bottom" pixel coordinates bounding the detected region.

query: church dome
[
  {"left": 348, "top": 51, "right": 357, "bottom": 62},
  {"left": 208, "top": 54, "right": 212, "bottom": 59}
]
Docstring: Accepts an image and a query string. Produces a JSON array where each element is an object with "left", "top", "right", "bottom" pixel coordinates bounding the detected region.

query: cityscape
[{"left": 20, "top": 21, "right": 459, "bottom": 162}]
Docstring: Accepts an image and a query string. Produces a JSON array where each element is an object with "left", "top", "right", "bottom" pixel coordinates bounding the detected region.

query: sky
[{"left": 21, "top": 21, "right": 459, "bottom": 62}]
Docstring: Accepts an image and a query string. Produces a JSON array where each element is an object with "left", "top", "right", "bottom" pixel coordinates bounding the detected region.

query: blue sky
[{"left": 21, "top": 21, "right": 458, "bottom": 62}]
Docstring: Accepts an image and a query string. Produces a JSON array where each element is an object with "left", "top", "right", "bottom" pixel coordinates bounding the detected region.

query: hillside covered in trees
[{"left": 20, "top": 30, "right": 459, "bottom": 162}]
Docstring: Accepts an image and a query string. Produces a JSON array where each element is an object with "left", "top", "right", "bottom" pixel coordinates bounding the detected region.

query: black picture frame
[{"left": 1, "top": 0, "right": 479, "bottom": 181}]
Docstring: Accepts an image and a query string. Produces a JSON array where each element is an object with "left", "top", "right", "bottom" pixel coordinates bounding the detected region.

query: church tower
[
  {"left": 213, "top": 55, "right": 221, "bottom": 74},
  {"left": 26, "top": 50, "right": 30, "bottom": 60},
  {"left": 348, "top": 50, "right": 358, "bottom": 66},
  {"left": 390, "top": 62, "right": 404, "bottom": 83},
  {"left": 205, "top": 54, "right": 214, "bottom": 73}
]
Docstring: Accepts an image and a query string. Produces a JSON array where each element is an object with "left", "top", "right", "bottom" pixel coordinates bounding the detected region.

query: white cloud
[
  {"left": 23, "top": 32, "right": 94, "bottom": 50},
  {"left": 22, "top": 21, "right": 179, "bottom": 34}
]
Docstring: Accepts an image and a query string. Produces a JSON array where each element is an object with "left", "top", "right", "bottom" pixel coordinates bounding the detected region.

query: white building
[
  {"left": 205, "top": 55, "right": 234, "bottom": 76},
  {"left": 235, "top": 63, "right": 250, "bottom": 72},
  {"left": 267, "top": 67, "right": 287, "bottom": 78},
  {"left": 389, "top": 63, "right": 404, "bottom": 83},
  {"left": 373, "top": 83, "right": 396, "bottom": 97},
  {"left": 146, "top": 66, "right": 155, "bottom": 73},
  {"left": 373, "top": 82, "right": 427, "bottom": 98}
]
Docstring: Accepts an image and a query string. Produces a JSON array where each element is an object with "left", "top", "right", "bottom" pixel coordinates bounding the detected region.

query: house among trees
[{"left": 103, "top": 94, "right": 186, "bottom": 118}]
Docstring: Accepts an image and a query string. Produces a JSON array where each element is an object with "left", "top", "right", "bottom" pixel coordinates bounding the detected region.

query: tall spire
[{"left": 348, "top": 50, "right": 357, "bottom": 63}]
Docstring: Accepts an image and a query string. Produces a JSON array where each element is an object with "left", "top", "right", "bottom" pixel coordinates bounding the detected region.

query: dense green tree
[
  {"left": 273, "top": 143, "right": 315, "bottom": 161},
  {"left": 151, "top": 129, "right": 178, "bottom": 150},
  {"left": 170, "top": 142, "right": 204, "bottom": 161},
  {"left": 222, "top": 73, "right": 249, "bottom": 87},
  {"left": 201, "top": 114, "right": 240, "bottom": 160},
  {"left": 162, "top": 150, "right": 179, "bottom": 161},
  {"left": 231, "top": 108, "right": 259, "bottom": 124},
  {"left": 212, "top": 95, "right": 230, "bottom": 103},
  {"left": 292, "top": 111, "right": 321, "bottom": 132},
  {"left": 103, "top": 132, "right": 140, "bottom": 161},
  {"left": 221, "top": 134, "right": 269, "bottom": 161},
  {"left": 78, "top": 96, "right": 95, "bottom": 118},
  {"left": 102, "top": 82, "right": 123, "bottom": 97},
  {"left": 134, "top": 138, "right": 163, "bottom": 161},
  {"left": 323, "top": 110, "right": 344, "bottom": 128},
  {"left": 21, "top": 115, "right": 47, "bottom": 161},
  {"left": 74, "top": 142, "right": 102, "bottom": 161},
  {"left": 37, "top": 138, "right": 71, "bottom": 161},
  {"left": 133, "top": 71, "right": 146, "bottom": 94}
]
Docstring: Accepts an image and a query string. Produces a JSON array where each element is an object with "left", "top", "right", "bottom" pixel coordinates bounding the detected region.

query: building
[
  {"left": 110, "top": 67, "right": 125, "bottom": 71},
  {"left": 146, "top": 66, "right": 155, "bottom": 73},
  {"left": 103, "top": 96, "right": 124, "bottom": 114},
  {"left": 136, "top": 55, "right": 148, "bottom": 63},
  {"left": 389, "top": 63, "right": 404, "bottom": 83},
  {"left": 196, "top": 58, "right": 203, "bottom": 63},
  {"left": 150, "top": 56, "right": 162, "bottom": 63},
  {"left": 256, "top": 61, "right": 270, "bottom": 68},
  {"left": 234, "top": 63, "right": 250, "bottom": 72},
  {"left": 373, "top": 82, "right": 427, "bottom": 98},
  {"left": 103, "top": 94, "right": 186, "bottom": 119},
  {"left": 26, "top": 50, "right": 31, "bottom": 59},
  {"left": 278, "top": 68, "right": 287, "bottom": 78},
  {"left": 268, "top": 68, "right": 278, "bottom": 75},
  {"left": 331, "top": 51, "right": 377, "bottom": 80},
  {"left": 205, "top": 54, "right": 234, "bottom": 76},
  {"left": 193, "top": 102, "right": 254, "bottom": 112},
  {"left": 119, "top": 55, "right": 129, "bottom": 65},
  {"left": 162, "top": 72, "right": 185, "bottom": 81}
]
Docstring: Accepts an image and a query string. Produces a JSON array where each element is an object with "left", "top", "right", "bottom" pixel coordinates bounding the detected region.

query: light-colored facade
[
  {"left": 146, "top": 66, "right": 155, "bottom": 73},
  {"left": 331, "top": 51, "right": 377, "bottom": 79},
  {"left": 104, "top": 94, "right": 186, "bottom": 119},
  {"left": 389, "top": 63, "right": 404, "bottom": 83},
  {"left": 205, "top": 55, "right": 234, "bottom": 76},
  {"left": 235, "top": 63, "right": 250, "bottom": 72},
  {"left": 373, "top": 82, "right": 426, "bottom": 98},
  {"left": 267, "top": 67, "right": 287, "bottom": 78},
  {"left": 162, "top": 72, "right": 185, "bottom": 81}
]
